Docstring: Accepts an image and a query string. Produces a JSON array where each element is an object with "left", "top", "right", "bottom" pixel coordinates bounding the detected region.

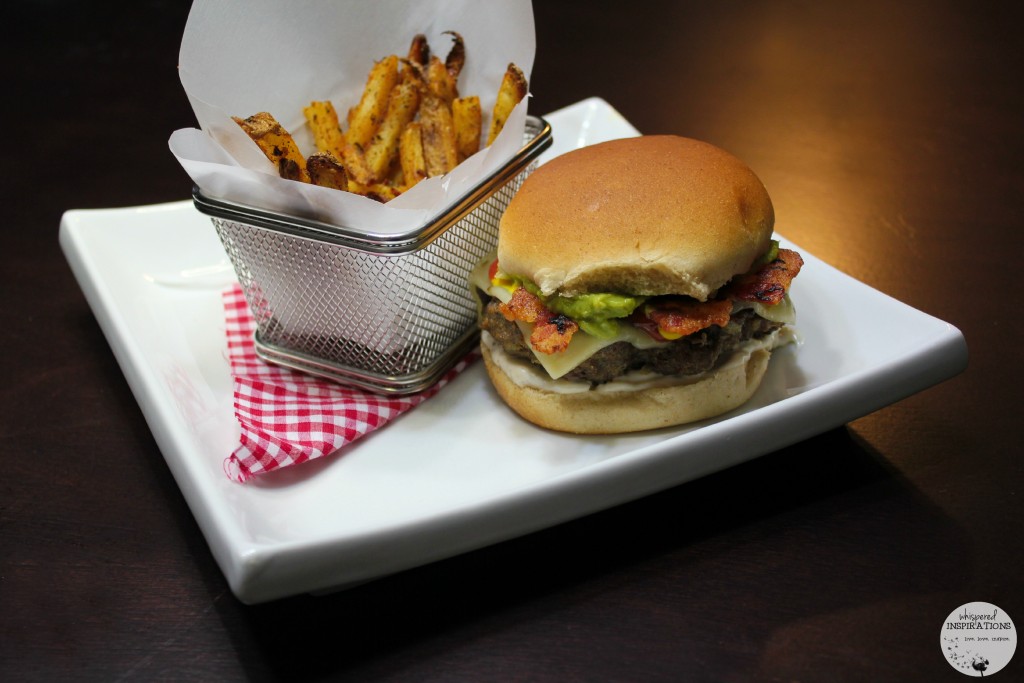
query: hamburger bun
[
  {"left": 497, "top": 135, "right": 775, "bottom": 301},
  {"left": 480, "top": 332, "right": 776, "bottom": 434}
]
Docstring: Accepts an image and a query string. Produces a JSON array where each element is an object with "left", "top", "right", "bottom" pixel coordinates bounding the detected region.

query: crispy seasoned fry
[
  {"left": 345, "top": 55, "right": 400, "bottom": 150},
  {"left": 426, "top": 55, "right": 458, "bottom": 105},
  {"left": 400, "top": 58, "right": 425, "bottom": 89},
  {"left": 337, "top": 143, "right": 374, "bottom": 186},
  {"left": 234, "top": 112, "right": 309, "bottom": 182},
  {"left": 306, "top": 152, "right": 349, "bottom": 190},
  {"left": 400, "top": 35, "right": 428, "bottom": 89},
  {"left": 452, "top": 95, "right": 482, "bottom": 162},
  {"left": 236, "top": 32, "right": 522, "bottom": 199},
  {"left": 364, "top": 82, "right": 422, "bottom": 181},
  {"left": 443, "top": 31, "right": 465, "bottom": 81},
  {"left": 407, "top": 33, "right": 430, "bottom": 69},
  {"left": 276, "top": 157, "right": 305, "bottom": 182},
  {"left": 348, "top": 179, "right": 402, "bottom": 203},
  {"left": 387, "top": 155, "right": 405, "bottom": 188},
  {"left": 420, "top": 96, "right": 459, "bottom": 177},
  {"left": 302, "top": 101, "right": 345, "bottom": 157},
  {"left": 487, "top": 63, "right": 528, "bottom": 146},
  {"left": 400, "top": 121, "right": 428, "bottom": 188}
]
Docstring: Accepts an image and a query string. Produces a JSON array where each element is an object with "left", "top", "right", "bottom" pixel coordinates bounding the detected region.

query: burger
[{"left": 470, "top": 135, "right": 803, "bottom": 433}]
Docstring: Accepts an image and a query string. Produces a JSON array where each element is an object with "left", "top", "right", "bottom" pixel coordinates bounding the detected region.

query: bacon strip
[
  {"left": 499, "top": 286, "right": 545, "bottom": 323},
  {"left": 726, "top": 248, "right": 804, "bottom": 305},
  {"left": 643, "top": 299, "right": 733, "bottom": 338},
  {"left": 493, "top": 247, "right": 802, "bottom": 352},
  {"left": 530, "top": 315, "right": 579, "bottom": 354},
  {"left": 499, "top": 287, "right": 579, "bottom": 354}
]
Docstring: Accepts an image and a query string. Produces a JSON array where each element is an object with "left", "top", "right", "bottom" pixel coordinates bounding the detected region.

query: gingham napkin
[{"left": 222, "top": 285, "right": 477, "bottom": 483}]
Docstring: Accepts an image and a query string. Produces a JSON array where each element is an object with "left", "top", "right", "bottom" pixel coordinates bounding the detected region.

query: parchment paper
[{"left": 169, "top": 0, "right": 535, "bottom": 233}]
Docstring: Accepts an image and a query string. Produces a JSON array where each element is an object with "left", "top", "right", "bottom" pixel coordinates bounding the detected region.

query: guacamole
[{"left": 544, "top": 291, "right": 645, "bottom": 339}]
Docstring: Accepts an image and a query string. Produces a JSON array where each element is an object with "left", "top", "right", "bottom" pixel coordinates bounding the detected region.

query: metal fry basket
[{"left": 195, "top": 115, "right": 552, "bottom": 394}]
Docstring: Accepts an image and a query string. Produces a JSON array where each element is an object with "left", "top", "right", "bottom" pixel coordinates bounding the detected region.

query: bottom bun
[{"left": 480, "top": 333, "right": 776, "bottom": 434}]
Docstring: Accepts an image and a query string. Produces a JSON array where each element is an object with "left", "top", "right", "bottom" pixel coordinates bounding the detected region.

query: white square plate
[{"left": 60, "top": 98, "right": 967, "bottom": 603}]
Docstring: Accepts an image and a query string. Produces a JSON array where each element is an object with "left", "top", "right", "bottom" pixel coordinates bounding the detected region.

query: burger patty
[{"left": 480, "top": 299, "right": 782, "bottom": 385}]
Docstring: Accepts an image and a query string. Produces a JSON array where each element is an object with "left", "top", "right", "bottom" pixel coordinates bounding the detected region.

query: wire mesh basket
[{"left": 195, "top": 115, "right": 552, "bottom": 394}]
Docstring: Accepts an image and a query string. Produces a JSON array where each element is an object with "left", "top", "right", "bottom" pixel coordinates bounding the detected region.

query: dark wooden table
[{"left": 5, "top": 1, "right": 1022, "bottom": 680}]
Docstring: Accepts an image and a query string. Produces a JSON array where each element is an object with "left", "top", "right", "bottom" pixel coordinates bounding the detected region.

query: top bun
[{"left": 497, "top": 135, "right": 775, "bottom": 301}]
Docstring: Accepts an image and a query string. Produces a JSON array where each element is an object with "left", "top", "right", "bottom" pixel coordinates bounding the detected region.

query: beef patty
[{"left": 480, "top": 299, "right": 781, "bottom": 385}]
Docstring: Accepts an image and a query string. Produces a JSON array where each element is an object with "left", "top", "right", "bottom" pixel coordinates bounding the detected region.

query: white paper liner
[{"left": 169, "top": 0, "right": 535, "bottom": 233}]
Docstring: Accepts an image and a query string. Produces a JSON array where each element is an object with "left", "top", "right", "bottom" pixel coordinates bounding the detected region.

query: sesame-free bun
[
  {"left": 480, "top": 333, "right": 775, "bottom": 434},
  {"left": 497, "top": 135, "right": 775, "bottom": 300}
]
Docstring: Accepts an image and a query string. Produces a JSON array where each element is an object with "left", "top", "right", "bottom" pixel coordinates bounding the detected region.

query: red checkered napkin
[{"left": 221, "top": 285, "right": 477, "bottom": 483}]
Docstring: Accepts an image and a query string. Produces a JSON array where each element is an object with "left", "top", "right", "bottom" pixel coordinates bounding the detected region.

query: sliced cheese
[{"left": 513, "top": 319, "right": 663, "bottom": 380}]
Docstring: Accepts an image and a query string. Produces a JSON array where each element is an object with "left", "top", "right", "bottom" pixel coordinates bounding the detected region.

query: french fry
[
  {"left": 364, "top": 82, "right": 422, "bottom": 181},
  {"left": 426, "top": 55, "right": 458, "bottom": 105},
  {"left": 338, "top": 143, "right": 375, "bottom": 186},
  {"left": 420, "top": 96, "right": 459, "bottom": 177},
  {"left": 235, "top": 32, "right": 526, "bottom": 200},
  {"left": 400, "top": 122, "right": 428, "bottom": 188},
  {"left": 306, "top": 152, "right": 348, "bottom": 190},
  {"left": 276, "top": 157, "right": 305, "bottom": 182},
  {"left": 422, "top": 32, "right": 464, "bottom": 103},
  {"left": 486, "top": 63, "right": 528, "bottom": 146},
  {"left": 345, "top": 55, "right": 400, "bottom": 150},
  {"left": 387, "top": 155, "right": 406, "bottom": 188},
  {"left": 303, "top": 101, "right": 346, "bottom": 157},
  {"left": 406, "top": 33, "right": 430, "bottom": 69},
  {"left": 443, "top": 31, "right": 465, "bottom": 82},
  {"left": 452, "top": 95, "right": 482, "bottom": 162},
  {"left": 234, "top": 112, "right": 309, "bottom": 182},
  {"left": 400, "top": 34, "right": 429, "bottom": 89},
  {"left": 400, "top": 59, "right": 425, "bottom": 90},
  {"left": 348, "top": 179, "right": 402, "bottom": 203}
]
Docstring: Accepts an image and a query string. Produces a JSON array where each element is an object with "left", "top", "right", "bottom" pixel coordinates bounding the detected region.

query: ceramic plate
[{"left": 59, "top": 98, "right": 967, "bottom": 603}]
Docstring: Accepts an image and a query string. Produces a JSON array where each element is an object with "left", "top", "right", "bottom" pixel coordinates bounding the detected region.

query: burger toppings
[
  {"left": 726, "top": 248, "right": 803, "bottom": 305},
  {"left": 482, "top": 300, "right": 783, "bottom": 385},
  {"left": 472, "top": 241, "right": 802, "bottom": 385},
  {"left": 481, "top": 243, "right": 802, "bottom": 354},
  {"left": 638, "top": 299, "right": 733, "bottom": 341},
  {"left": 498, "top": 287, "right": 580, "bottom": 354}
]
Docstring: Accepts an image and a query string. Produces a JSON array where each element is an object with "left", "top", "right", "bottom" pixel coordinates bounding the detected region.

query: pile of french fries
[{"left": 233, "top": 32, "right": 528, "bottom": 203}]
